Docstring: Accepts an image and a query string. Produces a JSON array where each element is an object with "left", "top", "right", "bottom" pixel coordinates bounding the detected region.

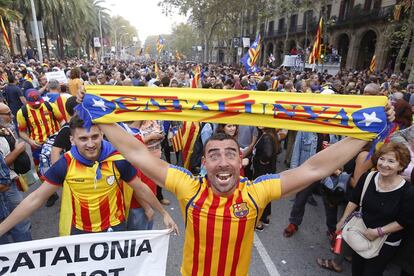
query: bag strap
[{"left": 360, "top": 171, "right": 375, "bottom": 208}]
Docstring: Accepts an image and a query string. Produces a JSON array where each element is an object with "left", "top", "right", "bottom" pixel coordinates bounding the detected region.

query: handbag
[{"left": 342, "top": 171, "right": 388, "bottom": 259}]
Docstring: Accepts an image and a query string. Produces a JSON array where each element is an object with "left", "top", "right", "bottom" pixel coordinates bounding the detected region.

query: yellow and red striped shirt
[
  {"left": 166, "top": 165, "right": 282, "bottom": 276},
  {"left": 16, "top": 103, "right": 63, "bottom": 144},
  {"left": 44, "top": 152, "right": 137, "bottom": 232}
]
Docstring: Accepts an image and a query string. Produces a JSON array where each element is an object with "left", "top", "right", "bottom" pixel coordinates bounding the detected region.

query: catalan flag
[
  {"left": 154, "top": 62, "right": 160, "bottom": 80},
  {"left": 157, "top": 35, "right": 165, "bottom": 55},
  {"left": 181, "top": 122, "right": 200, "bottom": 169},
  {"left": 308, "top": 18, "right": 323, "bottom": 64},
  {"left": 241, "top": 34, "right": 262, "bottom": 73},
  {"left": 394, "top": 4, "right": 402, "bottom": 21},
  {"left": 369, "top": 55, "right": 376, "bottom": 73},
  {"left": 171, "top": 126, "right": 183, "bottom": 152},
  {"left": 1, "top": 17, "right": 10, "bottom": 51},
  {"left": 175, "top": 50, "right": 182, "bottom": 61},
  {"left": 272, "top": 79, "right": 279, "bottom": 91},
  {"left": 191, "top": 65, "right": 202, "bottom": 88}
]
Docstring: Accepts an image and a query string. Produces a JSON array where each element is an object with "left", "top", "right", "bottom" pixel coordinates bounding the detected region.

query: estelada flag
[
  {"left": 1, "top": 17, "right": 10, "bottom": 51},
  {"left": 171, "top": 126, "right": 183, "bottom": 152}
]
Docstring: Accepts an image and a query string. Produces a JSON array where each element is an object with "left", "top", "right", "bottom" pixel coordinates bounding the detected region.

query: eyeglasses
[{"left": 0, "top": 111, "right": 12, "bottom": 116}]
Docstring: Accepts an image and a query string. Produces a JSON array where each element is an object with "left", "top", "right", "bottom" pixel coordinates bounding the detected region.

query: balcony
[
  {"left": 264, "top": 21, "right": 318, "bottom": 39},
  {"left": 335, "top": 5, "right": 394, "bottom": 27}
]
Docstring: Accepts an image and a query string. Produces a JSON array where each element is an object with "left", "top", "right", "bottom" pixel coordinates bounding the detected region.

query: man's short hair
[
  {"left": 65, "top": 96, "right": 78, "bottom": 117},
  {"left": 48, "top": 79, "right": 60, "bottom": 90},
  {"left": 203, "top": 132, "right": 239, "bottom": 156},
  {"left": 257, "top": 81, "right": 268, "bottom": 91},
  {"left": 69, "top": 115, "right": 87, "bottom": 134}
]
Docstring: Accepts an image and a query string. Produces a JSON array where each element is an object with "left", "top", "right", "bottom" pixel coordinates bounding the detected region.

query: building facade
[{"left": 214, "top": 0, "right": 405, "bottom": 71}]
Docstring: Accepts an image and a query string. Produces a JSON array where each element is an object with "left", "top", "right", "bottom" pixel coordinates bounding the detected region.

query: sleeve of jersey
[
  {"left": 165, "top": 165, "right": 199, "bottom": 200},
  {"left": 115, "top": 160, "right": 138, "bottom": 182},
  {"left": 42, "top": 157, "right": 68, "bottom": 186},
  {"left": 16, "top": 110, "right": 27, "bottom": 131},
  {"left": 248, "top": 174, "right": 282, "bottom": 207},
  {"left": 51, "top": 102, "right": 64, "bottom": 122}
]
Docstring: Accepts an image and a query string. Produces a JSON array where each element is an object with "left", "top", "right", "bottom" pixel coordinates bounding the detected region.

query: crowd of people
[{"left": 0, "top": 55, "right": 413, "bottom": 276}]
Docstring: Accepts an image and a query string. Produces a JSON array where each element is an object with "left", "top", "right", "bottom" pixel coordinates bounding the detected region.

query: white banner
[
  {"left": 242, "top": 37, "right": 251, "bottom": 48},
  {"left": 45, "top": 71, "right": 68, "bottom": 84},
  {"left": 94, "top": 37, "right": 101, "bottom": 48},
  {"left": 0, "top": 229, "right": 170, "bottom": 276}
]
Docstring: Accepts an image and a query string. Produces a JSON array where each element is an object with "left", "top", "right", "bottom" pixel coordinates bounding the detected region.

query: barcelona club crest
[{"left": 233, "top": 202, "right": 249, "bottom": 218}]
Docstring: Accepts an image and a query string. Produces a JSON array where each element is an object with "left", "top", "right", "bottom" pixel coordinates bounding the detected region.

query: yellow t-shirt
[{"left": 165, "top": 165, "right": 282, "bottom": 276}]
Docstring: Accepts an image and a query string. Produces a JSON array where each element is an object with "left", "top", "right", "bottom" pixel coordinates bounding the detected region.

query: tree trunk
[
  {"left": 409, "top": 61, "right": 414, "bottom": 82},
  {"left": 85, "top": 35, "right": 91, "bottom": 60},
  {"left": 394, "top": 28, "right": 412, "bottom": 73},
  {"left": 22, "top": 20, "right": 32, "bottom": 48},
  {"left": 283, "top": 15, "right": 291, "bottom": 56},
  {"left": 44, "top": 32, "right": 50, "bottom": 58},
  {"left": 404, "top": 41, "right": 414, "bottom": 74},
  {"left": 203, "top": 35, "right": 208, "bottom": 63},
  {"left": 5, "top": 20, "right": 15, "bottom": 56}
]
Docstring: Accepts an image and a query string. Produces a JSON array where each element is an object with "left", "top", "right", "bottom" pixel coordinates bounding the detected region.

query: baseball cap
[{"left": 26, "top": 89, "right": 44, "bottom": 106}]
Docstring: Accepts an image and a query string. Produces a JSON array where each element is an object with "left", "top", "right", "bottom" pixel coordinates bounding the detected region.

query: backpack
[
  {"left": 21, "top": 101, "right": 56, "bottom": 135},
  {"left": 189, "top": 122, "right": 213, "bottom": 174},
  {"left": 38, "top": 133, "right": 58, "bottom": 176},
  {"left": 0, "top": 132, "right": 31, "bottom": 174}
]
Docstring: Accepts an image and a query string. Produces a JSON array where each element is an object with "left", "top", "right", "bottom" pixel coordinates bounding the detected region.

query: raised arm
[
  {"left": 280, "top": 137, "right": 367, "bottom": 198},
  {"left": 0, "top": 182, "right": 59, "bottom": 236},
  {"left": 99, "top": 123, "right": 170, "bottom": 188}
]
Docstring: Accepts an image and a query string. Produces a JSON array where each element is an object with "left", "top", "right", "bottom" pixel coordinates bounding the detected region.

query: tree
[
  {"left": 170, "top": 23, "right": 198, "bottom": 59},
  {"left": 159, "top": 0, "right": 241, "bottom": 62}
]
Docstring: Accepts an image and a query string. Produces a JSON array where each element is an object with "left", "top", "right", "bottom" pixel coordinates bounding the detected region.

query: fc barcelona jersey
[
  {"left": 43, "top": 152, "right": 137, "bottom": 232},
  {"left": 165, "top": 165, "right": 281, "bottom": 276}
]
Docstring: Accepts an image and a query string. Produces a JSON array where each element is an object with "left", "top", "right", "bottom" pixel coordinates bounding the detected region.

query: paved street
[{"left": 27, "top": 151, "right": 400, "bottom": 276}]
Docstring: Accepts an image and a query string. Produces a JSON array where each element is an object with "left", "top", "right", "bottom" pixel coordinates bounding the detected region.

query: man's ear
[
  {"left": 201, "top": 155, "right": 206, "bottom": 166},
  {"left": 69, "top": 134, "right": 74, "bottom": 145}
]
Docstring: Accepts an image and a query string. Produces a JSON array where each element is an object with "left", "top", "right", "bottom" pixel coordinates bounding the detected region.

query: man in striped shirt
[
  {"left": 16, "top": 89, "right": 63, "bottom": 166},
  {"left": 0, "top": 116, "right": 178, "bottom": 236},
  {"left": 98, "top": 123, "right": 376, "bottom": 276}
]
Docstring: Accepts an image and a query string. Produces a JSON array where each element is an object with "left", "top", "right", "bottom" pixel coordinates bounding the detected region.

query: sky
[{"left": 102, "top": 0, "right": 188, "bottom": 44}]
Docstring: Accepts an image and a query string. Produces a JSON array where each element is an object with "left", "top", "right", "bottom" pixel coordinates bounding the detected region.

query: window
[
  {"left": 268, "top": 21, "right": 274, "bottom": 35},
  {"left": 278, "top": 18, "right": 285, "bottom": 32},
  {"left": 290, "top": 14, "right": 298, "bottom": 31}
]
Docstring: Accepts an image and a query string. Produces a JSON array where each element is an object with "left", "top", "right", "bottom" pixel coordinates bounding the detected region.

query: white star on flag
[
  {"left": 359, "top": 111, "right": 382, "bottom": 127},
  {"left": 43, "top": 95, "right": 51, "bottom": 102},
  {"left": 252, "top": 42, "right": 258, "bottom": 47},
  {"left": 92, "top": 98, "right": 107, "bottom": 111}
]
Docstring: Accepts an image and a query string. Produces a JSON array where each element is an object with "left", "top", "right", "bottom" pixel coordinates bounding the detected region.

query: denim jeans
[
  {"left": 127, "top": 208, "right": 154, "bottom": 231},
  {"left": 0, "top": 181, "right": 32, "bottom": 244}
]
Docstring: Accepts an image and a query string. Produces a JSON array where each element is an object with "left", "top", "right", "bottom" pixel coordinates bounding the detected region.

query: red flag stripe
[
  {"left": 203, "top": 195, "right": 221, "bottom": 276},
  {"left": 191, "top": 188, "right": 209, "bottom": 276},
  {"left": 217, "top": 194, "right": 234, "bottom": 276},
  {"left": 230, "top": 193, "right": 247, "bottom": 276}
]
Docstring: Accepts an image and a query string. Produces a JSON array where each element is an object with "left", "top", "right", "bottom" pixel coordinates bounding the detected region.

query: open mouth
[{"left": 216, "top": 173, "right": 232, "bottom": 182}]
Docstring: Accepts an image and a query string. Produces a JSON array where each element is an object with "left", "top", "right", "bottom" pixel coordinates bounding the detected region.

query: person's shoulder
[{"left": 250, "top": 174, "right": 281, "bottom": 184}]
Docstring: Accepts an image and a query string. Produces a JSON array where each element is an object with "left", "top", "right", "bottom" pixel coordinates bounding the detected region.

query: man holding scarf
[{"left": 0, "top": 116, "right": 178, "bottom": 236}]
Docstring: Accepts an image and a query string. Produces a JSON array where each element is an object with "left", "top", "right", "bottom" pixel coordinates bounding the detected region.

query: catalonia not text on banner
[{"left": 0, "top": 230, "right": 170, "bottom": 276}]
